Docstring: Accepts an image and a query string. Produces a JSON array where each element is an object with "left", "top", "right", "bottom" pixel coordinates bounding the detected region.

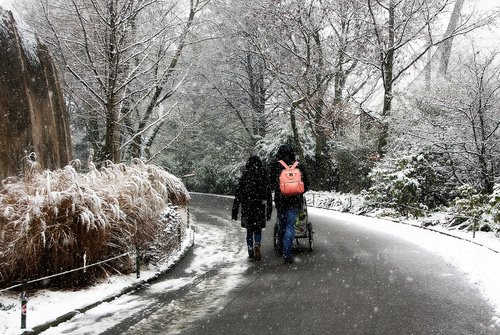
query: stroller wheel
[
  {"left": 273, "top": 222, "right": 282, "bottom": 254},
  {"left": 273, "top": 223, "right": 278, "bottom": 251},
  {"left": 308, "top": 224, "right": 314, "bottom": 252}
]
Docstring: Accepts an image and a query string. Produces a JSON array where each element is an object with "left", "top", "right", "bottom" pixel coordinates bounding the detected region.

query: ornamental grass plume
[{"left": 0, "top": 158, "right": 190, "bottom": 288}]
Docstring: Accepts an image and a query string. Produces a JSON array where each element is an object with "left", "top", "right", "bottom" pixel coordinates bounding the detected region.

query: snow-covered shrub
[
  {"left": 141, "top": 204, "right": 185, "bottom": 264},
  {"left": 306, "top": 191, "right": 366, "bottom": 214},
  {"left": 487, "top": 181, "right": 500, "bottom": 230},
  {"left": 366, "top": 153, "right": 446, "bottom": 218},
  {"left": 334, "top": 146, "right": 374, "bottom": 193},
  {"left": 452, "top": 184, "right": 489, "bottom": 233},
  {"left": 0, "top": 159, "right": 189, "bottom": 288}
]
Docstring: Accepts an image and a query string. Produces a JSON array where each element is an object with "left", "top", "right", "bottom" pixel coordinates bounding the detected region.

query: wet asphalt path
[
  {"left": 179, "top": 193, "right": 497, "bottom": 335},
  {"left": 40, "top": 193, "right": 497, "bottom": 334}
]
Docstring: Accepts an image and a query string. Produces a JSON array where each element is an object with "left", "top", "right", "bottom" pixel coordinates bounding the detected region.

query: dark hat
[{"left": 276, "top": 144, "right": 295, "bottom": 163}]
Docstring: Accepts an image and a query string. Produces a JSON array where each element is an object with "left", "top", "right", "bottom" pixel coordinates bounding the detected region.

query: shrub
[
  {"left": 367, "top": 151, "right": 452, "bottom": 217},
  {"left": 0, "top": 158, "right": 189, "bottom": 288},
  {"left": 487, "top": 180, "right": 500, "bottom": 228},
  {"left": 334, "top": 147, "right": 374, "bottom": 194},
  {"left": 366, "top": 153, "right": 449, "bottom": 217},
  {"left": 367, "top": 159, "right": 422, "bottom": 217},
  {"left": 453, "top": 184, "right": 488, "bottom": 234}
]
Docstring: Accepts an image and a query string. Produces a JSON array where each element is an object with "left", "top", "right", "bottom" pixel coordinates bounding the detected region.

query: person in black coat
[
  {"left": 232, "top": 155, "right": 273, "bottom": 261},
  {"left": 269, "top": 144, "right": 309, "bottom": 263}
]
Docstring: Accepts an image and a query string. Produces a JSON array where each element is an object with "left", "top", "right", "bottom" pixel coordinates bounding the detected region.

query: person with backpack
[
  {"left": 270, "top": 144, "right": 309, "bottom": 264},
  {"left": 232, "top": 155, "right": 273, "bottom": 261}
]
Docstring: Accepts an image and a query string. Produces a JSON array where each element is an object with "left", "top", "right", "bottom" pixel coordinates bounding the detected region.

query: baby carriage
[{"left": 273, "top": 197, "right": 314, "bottom": 253}]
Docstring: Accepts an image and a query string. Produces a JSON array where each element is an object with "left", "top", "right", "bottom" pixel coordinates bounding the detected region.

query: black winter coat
[{"left": 232, "top": 159, "right": 273, "bottom": 230}]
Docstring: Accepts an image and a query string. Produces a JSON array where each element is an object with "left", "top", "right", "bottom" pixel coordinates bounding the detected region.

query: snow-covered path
[
  {"left": 2, "top": 193, "right": 500, "bottom": 334},
  {"left": 178, "top": 200, "right": 499, "bottom": 334},
  {"left": 36, "top": 206, "right": 250, "bottom": 335}
]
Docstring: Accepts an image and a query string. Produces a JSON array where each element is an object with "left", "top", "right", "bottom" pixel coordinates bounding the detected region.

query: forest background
[{"left": 5, "top": 0, "right": 500, "bottom": 231}]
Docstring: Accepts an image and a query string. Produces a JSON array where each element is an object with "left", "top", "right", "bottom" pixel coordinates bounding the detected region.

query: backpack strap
[
  {"left": 278, "top": 160, "right": 289, "bottom": 169},
  {"left": 278, "top": 160, "right": 299, "bottom": 169}
]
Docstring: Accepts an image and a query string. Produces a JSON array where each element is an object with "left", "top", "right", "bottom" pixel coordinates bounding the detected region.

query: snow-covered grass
[{"left": 0, "top": 159, "right": 190, "bottom": 288}]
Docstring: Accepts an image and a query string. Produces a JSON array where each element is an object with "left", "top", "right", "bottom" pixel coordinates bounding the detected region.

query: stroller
[{"left": 273, "top": 197, "right": 314, "bottom": 253}]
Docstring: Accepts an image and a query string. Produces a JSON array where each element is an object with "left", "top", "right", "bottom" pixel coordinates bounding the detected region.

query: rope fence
[
  {"left": 0, "top": 251, "right": 134, "bottom": 294},
  {"left": 1, "top": 207, "right": 191, "bottom": 331},
  {"left": 0, "top": 250, "right": 139, "bottom": 330}
]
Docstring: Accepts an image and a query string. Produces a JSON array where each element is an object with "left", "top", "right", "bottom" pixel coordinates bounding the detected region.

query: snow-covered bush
[
  {"left": 0, "top": 159, "right": 190, "bottom": 288},
  {"left": 367, "top": 160, "right": 422, "bottom": 217},
  {"left": 452, "top": 184, "right": 489, "bottom": 233},
  {"left": 366, "top": 153, "right": 448, "bottom": 217},
  {"left": 306, "top": 191, "right": 366, "bottom": 214},
  {"left": 334, "top": 146, "right": 374, "bottom": 193},
  {"left": 141, "top": 204, "right": 185, "bottom": 264},
  {"left": 487, "top": 181, "right": 500, "bottom": 229}
]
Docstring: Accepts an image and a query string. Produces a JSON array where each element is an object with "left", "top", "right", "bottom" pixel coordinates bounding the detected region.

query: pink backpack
[{"left": 278, "top": 160, "right": 305, "bottom": 196}]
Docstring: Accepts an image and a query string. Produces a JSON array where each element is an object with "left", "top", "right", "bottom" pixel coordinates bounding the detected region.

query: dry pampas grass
[{"left": 0, "top": 158, "right": 190, "bottom": 288}]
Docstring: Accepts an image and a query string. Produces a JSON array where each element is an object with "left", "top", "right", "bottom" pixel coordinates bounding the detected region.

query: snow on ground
[
  {"left": 309, "top": 207, "right": 500, "bottom": 328},
  {"left": 0, "top": 229, "right": 195, "bottom": 335},
  {"left": 26, "top": 215, "right": 248, "bottom": 335},
  {"left": 0, "top": 212, "right": 250, "bottom": 335},
  {"left": 2, "top": 202, "right": 500, "bottom": 333}
]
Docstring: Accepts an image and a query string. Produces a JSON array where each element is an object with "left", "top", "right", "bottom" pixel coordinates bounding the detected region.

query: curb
[
  {"left": 21, "top": 229, "right": 195, "bottom": 335},
  {"left": 393, "top": 218, "right": 500, "bottom": 254},
  {"left": 309, "top": 205, "right": 500, "bottom": 254}
]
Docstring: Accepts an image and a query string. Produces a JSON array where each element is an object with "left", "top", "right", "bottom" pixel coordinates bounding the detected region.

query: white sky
[{"left": 0, "top": 0, "right": 14, "bottom": 10}]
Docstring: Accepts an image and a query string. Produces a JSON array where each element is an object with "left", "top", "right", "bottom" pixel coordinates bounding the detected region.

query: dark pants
[
  {"left": 246, "top": 228, "right": 262, "bottom": 256},
  {"left": 277, "top": 208, "right": 299, "bottom": 259}
]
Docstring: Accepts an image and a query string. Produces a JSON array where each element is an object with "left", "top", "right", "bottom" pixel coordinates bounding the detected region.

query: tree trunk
[
  {"left": 382, "top": 1, "right": 395, "bottom": 117},
  {"left": 103, "top": 0, "right": 120, "bottom": 163},
  {"left": 378, "top": 0, "right": 395, "bottom": 155},
  {"left": 439, "top": 0, "right": 466, "bottom": 75},
  {"left": 476, "top": 81, "right": 493, "bottom": 193},
  {"left": 103, "top": 102, "right": 119, "bottom": 163},
  {"left": 289, "top": 106, "right": 305, "bottom": 166},
  {"left": 313, "top": 129, "right": 329, "bottom": 190},
  {"left": 246, "top": 53, "right": 266, "bottom": 140}
]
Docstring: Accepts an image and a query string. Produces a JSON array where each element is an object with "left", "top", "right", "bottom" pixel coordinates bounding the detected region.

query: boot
[
  {"left": 248, "top": 245, "right": 255, "bottom": 260},
  {"left": 254, "top": 244, "right": 261, "bottom": 261}
]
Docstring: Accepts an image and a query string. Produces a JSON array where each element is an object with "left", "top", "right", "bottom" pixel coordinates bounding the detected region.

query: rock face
[{"left": 0, "top": 7, "right": 71, "bottom": 181}]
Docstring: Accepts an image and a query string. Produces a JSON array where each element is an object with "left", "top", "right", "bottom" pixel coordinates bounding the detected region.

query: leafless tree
[
  {"left": 31, "top": 0, "right": 211, "bottom": 164},
  {"left": 240, "top": 0, "right": 370, "bottom": 189},
  {"left": 362, "top": 0, "right": 496, "bottom": 152},
  {"left": 395, "top": 51, "right": 500, "bottom": 193}
]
